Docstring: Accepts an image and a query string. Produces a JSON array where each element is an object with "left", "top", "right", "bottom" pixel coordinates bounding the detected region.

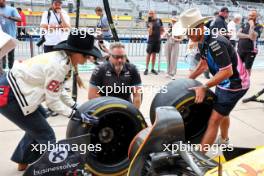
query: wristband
[{"left": 203, "top": 84, "right": 209, "bottom": 90}]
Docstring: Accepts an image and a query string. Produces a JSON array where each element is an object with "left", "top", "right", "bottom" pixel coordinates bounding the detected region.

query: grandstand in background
[{"left": 5, "top": 0, "right": 264, "bottom": 29}]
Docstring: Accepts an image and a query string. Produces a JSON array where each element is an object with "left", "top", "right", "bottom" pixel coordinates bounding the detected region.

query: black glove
[{"left": 71, "top": 110, "right": 99, "bottom": 125}]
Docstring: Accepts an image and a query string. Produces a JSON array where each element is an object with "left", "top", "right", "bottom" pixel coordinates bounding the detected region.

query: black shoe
[
  {"left": 151, "top": 69, "right": 158, "bottom": 75},
  {"left": 144, "top": 69, "right": 148, "bottom": 75}
]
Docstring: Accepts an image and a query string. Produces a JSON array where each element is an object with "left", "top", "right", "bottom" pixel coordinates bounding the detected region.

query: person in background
[
  {"left": 205, "top": 11, "right": 219, "bottom": 28},
  {"left": 237, "top": 10, "right": 262, "bottom": 75},
  {"left": 0, "top": 31, "right": 101, "bottom": 171},
  {"left": 185, "top": 40, "right": 199, "bottom": 72},
  {"left": 40, "top": 0, "right": 71, "bottom": 53},
  {"left": 209, "top": 7, "right": 229, "bottom": 38},
  {"left": 89, "top": 42, "right": 142, "bottom": 109},
  {"left": 228, "top": 14, "right": 242, "bottom": 47},
  {"left": 164, "top": 16, "right": 182, "bottom": 80},
  {"left": 40, "top": 0, "right": 71, "bottom": 116},
  {"left": 0, "top": 0, "right": 21, "bottom": 70},
  {"left": 95, "top": 6, "right": 112, "bottom": 39},
  {"left": 16, "top": 7, "right": 26, "bottom": 41},
  {"left": 144, "top": 10, "right": 164, "bottom": 75}
]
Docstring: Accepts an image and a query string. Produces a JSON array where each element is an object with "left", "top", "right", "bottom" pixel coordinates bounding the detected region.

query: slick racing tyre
[
  {"left": 150, "top": 78, "right": 215, "bottom": 142},
  {"left": 66, "top": 97, "right": 147, "bottom": 176}
]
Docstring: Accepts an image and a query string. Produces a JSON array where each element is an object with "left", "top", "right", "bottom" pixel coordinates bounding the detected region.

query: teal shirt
[{"left": 0, "top": 5, "right": 20, "bottom": 37}]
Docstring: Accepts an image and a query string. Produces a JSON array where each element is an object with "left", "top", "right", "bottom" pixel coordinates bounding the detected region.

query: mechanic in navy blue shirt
[
  {"left": 88, "top": 42, "right": 142, "bottom": 109},
  {"left": 174, "top": 8, "right": 250, "bottom": 152},
  {"left": 209, "top": 7, "right": 229, "bottom": 39}
]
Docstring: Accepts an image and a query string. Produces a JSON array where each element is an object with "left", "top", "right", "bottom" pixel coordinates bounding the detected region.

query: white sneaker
[
  {"left": 215, "top": 135, "right": 229, "bottom": 145},
  {"left": 171, "top": 76, "right": 176, "bottom": 80}
]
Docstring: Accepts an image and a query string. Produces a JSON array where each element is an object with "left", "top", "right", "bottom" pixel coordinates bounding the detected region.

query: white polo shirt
[
  {"left": 40, "top": 9, "right": 70, "bottom": 46},
  {"left": 228, "top": 20, "right": 237, "bottom": 41}
]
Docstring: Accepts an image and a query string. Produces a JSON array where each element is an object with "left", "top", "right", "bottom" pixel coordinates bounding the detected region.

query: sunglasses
[{"left": 111, "top": 54, "right": 127, "bottom": 59}]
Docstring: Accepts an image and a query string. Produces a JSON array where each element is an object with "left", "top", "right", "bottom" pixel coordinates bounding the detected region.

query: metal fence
[
  {"left": 15, "top": 37, "right": 189, "bottom": 58},
  {"left": 15, "top": 36, "right": 264, "bottom": 60},
  {"left": 13, "top": 26, "right": 264, "bottom": 73}
]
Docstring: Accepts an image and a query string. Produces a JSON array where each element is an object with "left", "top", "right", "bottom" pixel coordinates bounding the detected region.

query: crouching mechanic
[
  {"left": 173, "top": 9, "right": 250, "bottom": 152},
  {"left": 0, "top": 30, "right": 101, "bottom": 171},
  {"left": 88, "top": 42, "right": 142, "bottom": 109}
]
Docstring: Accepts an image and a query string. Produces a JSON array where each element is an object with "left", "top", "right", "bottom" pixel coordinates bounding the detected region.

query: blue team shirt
[
  {"left": 0, "top": 5, "right": 20, "bottom": 37},
  {"left": 199, "top": 34, "right": 250, "bottom": 91}
]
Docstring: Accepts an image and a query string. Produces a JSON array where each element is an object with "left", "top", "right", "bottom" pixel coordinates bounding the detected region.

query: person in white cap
[{"left": 173, "top": 8, "right": 250, "bottom": 153}]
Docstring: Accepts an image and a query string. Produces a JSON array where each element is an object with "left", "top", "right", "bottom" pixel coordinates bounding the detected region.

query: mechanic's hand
[
  {"left": 71, "top": 110, "right": 99, "bottom": 125},
  {"left": 189, "top": 86, "right": 207, "bottom": 104}
]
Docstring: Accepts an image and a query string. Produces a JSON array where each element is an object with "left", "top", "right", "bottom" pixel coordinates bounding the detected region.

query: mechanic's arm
[
  {"left": 132, "top": 86, "right": 142, "bottom": 109},
  {"left": 204, "top": 67, "right": 233, "bottom": 88},
  {"left": 189, "top": 59, "right": 208, "bottom": 79},
  {"left": 190, "top": 42, "right": 233, "bottom": 103}
]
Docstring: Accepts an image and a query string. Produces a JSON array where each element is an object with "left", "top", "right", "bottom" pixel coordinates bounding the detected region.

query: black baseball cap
[
  {"left": 220, "top": 7, "right": 229, "bottom": 13},
  {"left": 52, "top": 0, "right": 62, "bottom": 4}
]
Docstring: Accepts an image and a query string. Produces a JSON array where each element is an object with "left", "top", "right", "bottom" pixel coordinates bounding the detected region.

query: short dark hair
[
  {"left": 17, "top": 7, "right": 22, "bottom": 12},
  {"left": 220, "top": 7, "right": 229, "bottom": 13},
  {"left": 95, "top": 7, "right": 103, "bottom": 12}
]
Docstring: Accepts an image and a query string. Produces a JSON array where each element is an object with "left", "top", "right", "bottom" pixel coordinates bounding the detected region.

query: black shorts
[
  {"left": 146, "top": 42, "right": 161, "bottom": 54},
  {"left": 213, "top": 87, "right": 248, "bottom": 116},
  {"left": 238, "top": 50, "right": 257, "bottom": 70}
]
